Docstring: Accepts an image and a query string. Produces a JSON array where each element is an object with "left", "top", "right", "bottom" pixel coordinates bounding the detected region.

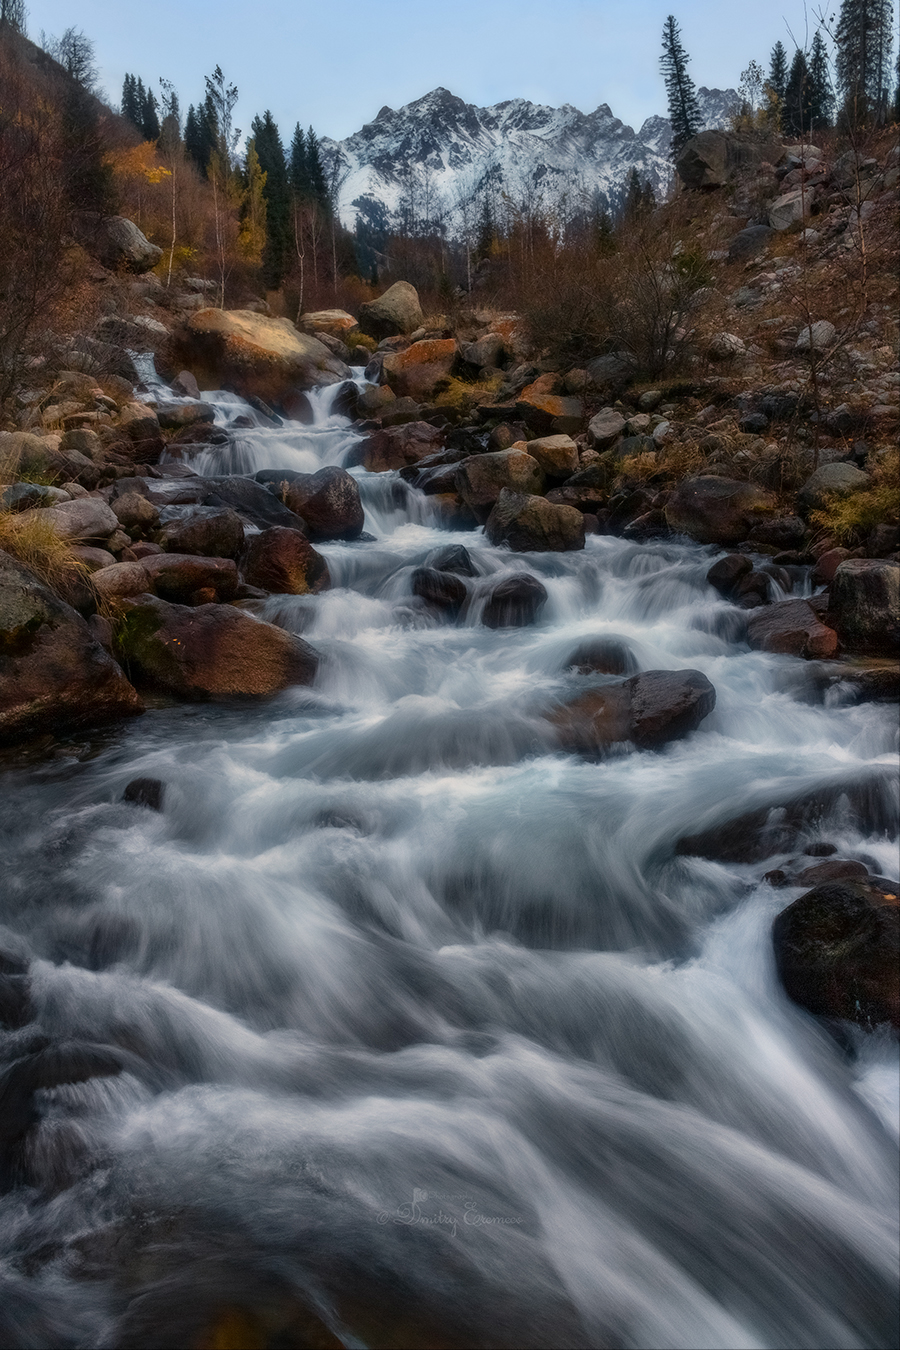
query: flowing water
[{"left": 1, "top": 378, "right": 898, "bottom": 1349}]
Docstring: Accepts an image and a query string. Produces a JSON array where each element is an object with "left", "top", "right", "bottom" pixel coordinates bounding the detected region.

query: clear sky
[{"left": 23, "top": 1, "right": 899, "bottom": 144}]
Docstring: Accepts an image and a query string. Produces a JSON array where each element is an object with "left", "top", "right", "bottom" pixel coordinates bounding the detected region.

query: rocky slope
[{"left": 322, "top": 85, "right": 737, "bottom": 226}]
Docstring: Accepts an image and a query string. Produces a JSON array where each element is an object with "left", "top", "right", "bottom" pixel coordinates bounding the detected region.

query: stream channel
[{"left": 0, "top": 372, "right": 898, "bottom": 1349}]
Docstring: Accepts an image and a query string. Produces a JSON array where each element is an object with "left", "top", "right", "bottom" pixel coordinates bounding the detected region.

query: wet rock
[
  {"left": 564, "top": 636, "right": 638, "bottom": 676},
  {"left": 171, "top": 371, "right": 201, "bottom": 399},
  {"left": 141, "top": 554, "right": 239, "bottom": 604},
  {"left": 706, "top": 554, "right": 752, "bottom": 597},
  {"left": 666, "top": 477, "right": 777, "bottom": 546},
  {"left": 411, "top": 567, "right": 467, "bottom": 616},
  {"left": 382, "top": 338, "right": 457, "bottom": 400},
  {"left": 773, "top": 880, "right": 899, "bottom": 1029},
  {"left": 352, "top": 421, "right": 443, "bottom": 473},
  {"left": 358, "top": 281, "right": 423, "bottom": 340},
  {"left": 157, "top": 505, "right": 245, "bottom": 558},
  {"left": 485, "top": 489, "right": 585, "bottom": 553},
  {"left": 830, "top": 559, "right": 900, "bottom": 655},
  {"left": 241, "top": 528, "right": 330, "bottom": 595},
  {"left": 794, "top": 859, "right": 870, "bottom": 886},
  {"left": 427, "top": 543, "right": 477, "bottom": 576},
  {"left": 202, "top": 477, "right": 310, "bottom": 534},
  {"left": 482, "top": 574, "right": 548, "bottom": 628},
  {"left": 455, "top": 449, "right": 545, "bottom": 522},
  {"left": 283, "top": 466, "right": 364, "bottom": 541},
  {"left": 176, "top": 310, "right": 350, "bottom": 406},
  {"left": 746, "top": 599, "right": 838, "bottom": 659},
  {"left": 111, "top": 492, "right": 159, "bottom": 536},
  {"left": 550, "top": 669, "right": 715, "bottom": 755},
  {"left": 122, "top": 777, "right": 165, "bottom": 810},
  {"left": 115, "top": 595, "right": 319, "bottom": 697},
  {"left": 0, "top": 550, "right": 142, "bottom": 742}
]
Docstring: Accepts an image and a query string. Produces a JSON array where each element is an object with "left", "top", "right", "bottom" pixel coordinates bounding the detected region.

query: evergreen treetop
[{"left": 660, "top": 15, "right": 702, "bottom": 160}]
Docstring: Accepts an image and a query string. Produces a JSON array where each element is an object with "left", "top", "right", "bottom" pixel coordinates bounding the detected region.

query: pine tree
[
  {"left": 624, "top": 166, "right": 645, "bottom": 219},
  {"left": 660, "top": 15, "right": 702, "bottom": 159},
  {"left": 835, "top": 0, "right": 895, "bottom": 126},
  {"left": 808, "top": 30, "right": 835, "bottom": 129},
  {"left": 769, "top": 41, "right": 789, "bottom": 102},
  {"left": 141, "top": 88, "right": 160, "bottom": 141},
  {"left": 784, "top": 48, "right": 812, "bottom": 136},
  {"left": 184, "top": 105, "right": 201, "bottom": 166},
  {"left": 121, "top": 74, "right": 140, "bottom": 129},
  {"left": 305, "top": 128, "right": 329, "bottom": 210},
  {"left": 251, "top": 111, "right": 291, "bottom": 288},
  {"left": 289, "top": 123, "right": 309, "bottom": 196}
]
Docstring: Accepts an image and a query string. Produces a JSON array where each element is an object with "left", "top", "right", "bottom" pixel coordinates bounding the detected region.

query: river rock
[
  {"left": 122, "top": 777, "right": 165, "bottom": 810},
  {"left": 154, "top": 401, "right": 217, "bottom": 430},
  {"left": 0, "top": 549, "right": 142, "bottom": 741},
  {"left": 1, "top": 483, "right": 70, "bottom": 512},
  {"left": 115, "top": 595, "right": 319, "bottom": 698},
  {"left": 550, "top": 669, "right": 716, "bottom": 755},
  {"left": 666, "top": 477, "right": 777, "bottom": 545},
  {"left": 564, "top": 636, "right": 638, "bottom": 675},
  {"left": 283, "top": 467, "right": 364, "bottom": 540},
  {"left": 455, "top": 450, "right": 545, "bottom": 522},
  {"left": 381, "top": 339, "right": 457, "bottom": 400},
  {"left": 797, "top": 462, "right": 871, "bottom": 516},
  {"left": 707, "top": 554, "right": 753, "bottom": 597},
  {"left": 112, "top": 492, "right": 160, "bottom": 536},
  {"left": 201, "top": 477, "right": 309, "bottom": 534},
  {"left": 16, "top": 498, "right": 119, "bottom": 544},
  {"left": 156, "top": 505, "right": 245, "bottom": 558},
  {"left": 482, "top": 574, "right": 548, "bottom": 628},
  {"left": 524, "top": 435, "right": 579, "bottom": 476},
  {"left": 91, "top": 562, "right": 152, "bottom": 604},
  {"left": 746, "top": 599, "right": 838, "bottom": 659},
  {"left": 353, "top": 421, "right": 443, "bottom": 473},
  {"left": 773, "top": 880, "right": 899, "bottom": 1029},
  {"left": 298, "top": 309, "right": 358, "bottom": 339},
  {"left": 829, "top": 559, "right": 900, "bottom": 655},
  {"left": 515, "top": 376, "right": 583, "bottom": 436},
  {"left": 411, "top": 567, "right": 467, "bottom": 616},
  {"left": 426, "top": 543, "right": 477, "bottom": 576},
  {"left": 358, "top": 281, "right": 424, "bottom": 340},
  {"left": 485, "top": 490, "right": 585, "bottom": 553},
  {"left": 178, "top": 311, "right": 350, "bottom": 407},
  {"left": 141, "top": 554, "right": 239, "bottom": 604},
  {"left": 241, "top": 528, "right": 330, "bottom": 595}
]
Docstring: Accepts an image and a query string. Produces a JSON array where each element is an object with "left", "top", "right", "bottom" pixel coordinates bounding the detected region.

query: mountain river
[{"left": 0, "top": 375, "right": 897, "bottom": 1349}]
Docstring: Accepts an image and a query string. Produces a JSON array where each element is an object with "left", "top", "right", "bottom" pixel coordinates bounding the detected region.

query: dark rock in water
[
  {"left": 426, "top": 543, "right": 477, "bottom": 577},
  {"left": 157, "top": 476, "right": 309, "bottom": 535},
  {"left": 241, "top": 528, "right": 330, "bottom": 596},
  {"left": 0, "top": 972, "right": 31, "bottom": 1029},
  {"left": 123, "top": 777, "right": 165, "bottom": 811},
  {"left": 794, "top": 859, "right": 869, "bottom": 886},
  {"left": 564, "top": 636, "right": 638, "bottom": 676},
  {"left": 550, "top": 669, "right": 715, "bottom": 755},
  {"left": 482, "top": 574, "right": 548, "bottom": 628},
  {"left": 773, "top": 880, "right": 899, "bottom": 1029},
  {"left": 830, "top": 560, "right": 900, "bottom": 656},
  {"left": 485, "top": 488, "right": 585, "bottom": 553},
  {"left": 284, "top": 466, "right": 365, "bottom": 541},
  {"left": 0, "top": 549, "right": 143, "bottom": 743},
  {"left": 411, "top": 567, "right": 467, "bottom": 616},
  {"left": 804, "top": 841, "right": 838, "bottom": 857},
  {"left": 115, "top": 595, "right": 319, "bottom": 698},
  {"left": 157, "top": 505, "right": 245, "bottom": 559},
  {"left": 666, "top": 476, "right": 777, "bottom": 545},
  {"left": 707, "top": 554, "right": 752, "bottom": 597},
  {"left": 746, "top": 599, "right": 838, "bottom": 659},
  {"left": 675, "top": 770, "right": 900, "bottom": 863}
]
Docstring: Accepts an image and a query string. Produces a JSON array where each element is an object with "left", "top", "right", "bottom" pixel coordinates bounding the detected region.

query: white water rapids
[{"left": 0, "top": 377, "right": 897, "bottom": 1349}]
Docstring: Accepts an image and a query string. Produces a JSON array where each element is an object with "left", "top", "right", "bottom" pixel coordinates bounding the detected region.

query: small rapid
[{"left": 0, "top": 376, "right": 897, "bottom": 1350}]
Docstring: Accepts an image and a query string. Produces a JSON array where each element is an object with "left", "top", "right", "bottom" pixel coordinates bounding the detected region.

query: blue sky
[{"left": 25, "top": 1, "right": 899, "bottom": 143}]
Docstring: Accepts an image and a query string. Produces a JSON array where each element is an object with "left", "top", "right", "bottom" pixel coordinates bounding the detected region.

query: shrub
[{"left": 811, "top": 447, "right": 900, "bottom": 543}]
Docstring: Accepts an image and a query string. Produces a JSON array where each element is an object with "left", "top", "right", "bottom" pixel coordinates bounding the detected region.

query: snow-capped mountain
[{"left": 321, "top": 86, "right": 737, "bottom": 229}]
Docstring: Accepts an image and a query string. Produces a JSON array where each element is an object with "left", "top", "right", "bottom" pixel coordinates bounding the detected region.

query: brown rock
[
  {"left": 358, "top": 281, "right": 423, "bottom": 340},
  {"left": 115, "top": 594, "right": 319, "bottom": 698},
  {"left": 746, "top": 599, "right": 839, "bottom": 659},
  {"left": 830, "top": 559, "right": 900, "bottom": 655},
  {"left": 283, "top": 467, "right": 364, "bottom": 540},
  {"left": 141, "top": 554, "right": 239, "bottom": 603},
  {"left": 381, "top": 339, "right": 457, "bottom": 400},
  {"left": 241, "top": 528, "right": 330, "bottom": 595},
  {"left": 485, "top": 489, "right": 585, "bottom": 552},
  {"left": 156, "top": 505, "right": 245, "bottom": 558},
  {"left": 666, "top": 477, "right": 778, "bottom": 545},
  {"left": 564, "top": 636, "right": 638, "bottom": 675},
  {"left": 550, "top": 669, "right": 716, "bottom": 755},
  {"left": 177, "top": 310, "right": 350, "bottom": 407},
  {"left": 524, "top": 434, "right": 579, "bottom": 476},
  {"left": 455, "top": 449, "right": 545, "bottom": 522},
  {"left": 515, "top": 375, "right": 583, "bottom": 436},
  {"left": 354, "top": 421, "right": 443, "bottom": 473}
]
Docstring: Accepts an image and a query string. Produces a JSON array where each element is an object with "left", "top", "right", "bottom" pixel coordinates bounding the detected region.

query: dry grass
[
  {"left": 0, "top": 508, "right": 90, "bottom": 595},
  {"left": 811, "top": 446, "right": 900, "bottom": 544},
  {"left": 434, "top": 372, "right": 503, "bottom": 415}
]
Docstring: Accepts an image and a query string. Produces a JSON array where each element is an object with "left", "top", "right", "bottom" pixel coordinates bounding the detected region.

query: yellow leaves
[{"left": 106, "top": 141, "right": 171, "bottom": 186}]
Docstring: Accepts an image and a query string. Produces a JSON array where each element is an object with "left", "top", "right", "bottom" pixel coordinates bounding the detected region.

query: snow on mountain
[{"left": 321, "top": 86, "right": 737, "bottom": 229}]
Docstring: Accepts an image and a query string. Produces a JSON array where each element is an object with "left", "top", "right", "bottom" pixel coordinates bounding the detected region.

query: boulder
[
  {"left": 707, "top": 554, "right": 753, "bottom": 597},
  {"left": 564, "top": 636, "right": 638, "bottom": 675},
  {"left": 241, "top": 528, "right": 330, "bottom": 595},
  {"left": 485, "top": 490, "right": 585, "bottom": 553},
  {"left": 381, "top": 339, "right": 457, "bottom": 400},
  {"left": 411, "top": 567, "right": 467, "bottom": 616},
  {"left": 707, "top": 332, "right": 746, "bottom": 361},
  {"left": 768, "top": 191, "right": 807, "bottom": 230},
  {"left": 455, "top": 449, "right": 545, "bottom": 522},
  {"left": 482, "top": 574, "right": 548, "bottom": 628},
  {"left": 283, "top": 466, "right": 364, "bottom": 540},
  {"left": 1, "top": 483, "right": 69, "bottom": 512},
  {"left": 123, "top": 777, "right": 165, "bottom": 810},
  {"left": 178, "top": 310, "right": 350, "bottom": 407},
  {"left": 297, "top": 309, "right": 358, "bottom": 339},
  {"left": 585, "top": 353, "right": 636, "bottom": 387},
  {"left": 200, "top": 476, "right": 310, "bottom": 534},
  {"left": 72, "top": 213, "right": 162, "bottom": 273},
  {"left": 795, "top": 320, "right": 836, "bottom": 352},
  {"left": 112, "top": 492, "right": 159, "bottom": 536},
  {"left": 115, "top": 595, "right": 318, "bottom": 698},
  {"left": 0, "top": 549, "right": 142, "bottom": 741},
  {"left": 17, "top": 498, "right": 119, "bottom": 543},
  {"left": 773, "top": 881, "right": 899, "bottom": 1029},
  {"left": 358, "top": 281, "right": 424, "bottom": 340},
  {"left": 119, "top": 402, "right": 163, "bottom": 453},
  {"left": 461, "top": 333, "right": 506, "bottom": 368},
  {"left": 141, "top": 554, "right": 239, "bottom": 603},
  {"left": 156, "top": 505, "right": 245, "bottom": 558},
  {"left": 427, "top": 543, "right": 477, "bottom": 576},
  {"left": 90, "top": 562, "right": 153, "bottom": 603},
  {"left": 171, "top": 371, "right": 201, "bottom": 399},
  {"left": 727, "top": 225, "right": 775, "bottom": 263},
  {"left": 153, "top": 401, "right": 217, "bottom": 430},
  {"left": 666, "top": 476, "right": 777, "bottom": 545},
  {"left": 524, "top": 435, "right": 579, "bottom": 476},
  {"left": 586, "top": 408, "right": 626, "bottom": 450},
  {"left": 830, "top": 559, "right": 900, "bottom": 655},
  {"left": 550, "top": 669, "right": 715, "bottom": 755},
  {"left": 515, "top": 376, "right": 583, "bottom": 436},
  {"left": 746, "top": 599, "right": 838, "bottom": 659},
  {"left": 353, "top": 421, "right": 443, "bottom": 473},
  {"left": 675, "top": 131, "right": 780, "bottom": 188},
  {"left": 797, "top": 462, "right": 871, "bottom": 517}
]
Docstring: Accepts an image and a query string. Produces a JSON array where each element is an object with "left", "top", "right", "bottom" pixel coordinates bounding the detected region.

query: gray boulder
[
  {"left": 72, "top": 213, "right": 163, "bottom": 273},
  {"left": 676, "top": 131, "right": 780, "bottom": 188},
  {"left": 797, "top": 462, "right": 870, "bottom": 517},
  {"left": 358, "top": 281, "right": 424, "bottom": 340},
  {"left": 830, "top": 560, "right": 900, "bottom": 655},
  {"left": 485, "top": 490, "right": 585, "bottom": 553},
  {"left": 666, "top": 477, "right": 777, "bottom": 545},
  {"left": 156, "top": 505, "right": 245, "bottom": 558}
]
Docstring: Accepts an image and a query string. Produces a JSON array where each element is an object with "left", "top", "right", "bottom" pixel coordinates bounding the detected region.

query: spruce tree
[
  {"left": 808, "top": 31, "right": 835, "bottom": 129},
  {"left": 122, "top": 74, "right": 141, "bottom": 129},
  {"left": 141, "top": 88, "right": 161, "bottom": 141},
  {"left": 305, "top": 128, "right": 330, "bottom": 210},
  {"left": 251, "top": 111, "right": 291, "bottom": 288},
  {"left": 784, "top": 49, "right": 812, "bottom": 136},
  {"left": 184, "top": 105, "right": 201, "bottom": 165},
  {"left": 768, "top": 41, "right": 789, "bottom": 102},
  {"left": 660, "top": 15, "right": 702, "bottom": 159},
  {"left": 289, "top": 123, "right": 309, "bottom": 196},
  {"left": 835, "top": 0, "right": 895, "bottom": 125}
]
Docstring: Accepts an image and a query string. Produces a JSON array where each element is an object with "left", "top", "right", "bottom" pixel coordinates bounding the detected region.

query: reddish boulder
[
  {"left": 746, "top": 599, "right": 838, "bottom": 659},
  {"left": 141, "top": 554, "right": 239, "bottom": 603},
  {"left": 354, "top": 421, "right": 443, "bottom": 473},
  {"left": 382, "top": 339, "right": 457, "bottom": 400},
  {"left": 515, "top": 375, "right": 583, "bottom": 436},
  {"left": 485, "top": 490, "right": 585, "bottom": 552},
  {"left": 550, "top": 669, "right": 715, "bottom": 755},
  {"left": 241, "top": 528, "right": 330, "bottom": 595},
  {"left": 284, "top": 467, "right": 365, "bottom": 540}
]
